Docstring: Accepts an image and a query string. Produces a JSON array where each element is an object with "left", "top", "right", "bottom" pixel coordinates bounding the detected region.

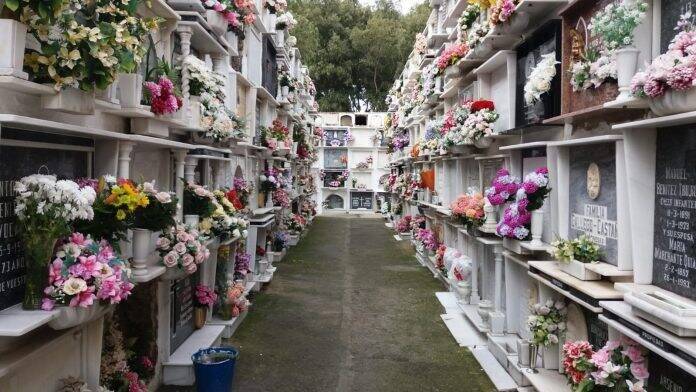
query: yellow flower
[
  {"left": 116, "top": 209, "right": 127, "bottom": 221},
  {"left": 58, "top": 47, "right": 81, "bottom": 69},
  {"left": 469, "top": 0, "right": 495, "bottom": 9}
]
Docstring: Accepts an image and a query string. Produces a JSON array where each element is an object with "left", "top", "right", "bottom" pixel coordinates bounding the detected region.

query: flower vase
[
  {"left": 434, "top": 76, "right": 443, "bottom": 93},
  {"left": 276, "top": 30, "right": 285, "bottom": 47},
  {"left": 473, "top": 136, "right": 492, "bottom": 149},
  {"left": 117, "top": 73, "right": 143, "bottom": 109},
  {"left": 529, "top": 210, "right": 544, "bottom": 247},
  {"left": 282, "top": 85, "right": 290, "bottom": 98},
  {"left": 0, "top": 19, "right": 28, "bottom": 79},
  {"left": 615, "top": 47, "right": 640, "bottom": 101},
  {"left": 184, "top": 214, "right": 200, "bottom": 227},
  {"left": 649, "top": 89, "right": 696, "bottom": 116},
  {"left": 131, "top": 228, "right": 152, "bottom": 277},
  {"left": 542, "top": 343, "right": 559, "bottom": 370},
  {"left": 22, "top": 231, "right": 59, "bottom": 309},
  {"left": 528, "top": 342, "right": 539, "bottom": 370},
  {"left": 477, "top": 300, "right": 492, "bottom": 330},
  {"left": 455, "top": 281, "right": 471, "bottom": 304},
  {"left": 481, "top": 200, "right": 498, "bottom": 232},
  {"left": 266, "top": 194, "right": 274, "bottom": 208},
  {"left": 194, "top": 307, "right": 207, "bottom": 329}
]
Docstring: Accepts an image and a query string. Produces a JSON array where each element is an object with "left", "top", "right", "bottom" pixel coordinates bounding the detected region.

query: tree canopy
[{"left": 289, "top": 0, "right": 430, "bottom": 111}]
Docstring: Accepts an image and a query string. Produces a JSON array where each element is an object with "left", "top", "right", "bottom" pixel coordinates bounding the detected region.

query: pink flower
[
  {"left": 70, "top": 232, "right": 87, "bottom": 246},
  {"left": 174, "top": 242, "right": 187, "bottom": 254},
  {"left": 185, "top": 263, "right": 198, "bottom": 274},
  {"left": 630, "top": 361, "right": 649, "bottom": 380},
  {"left": 97, "top": 276, "right": 118, "bottom": 301},
  {"left": 144, "top": 81, "right": 161, "bottom": 97},
  {"left": 643, "top": 77, "right": 667, "bottom": 98},
  {"left": 182, "top": 253, "right": 195, "bottom": 267},
  {"left": 590, "top": 348, "right": 611, "bottom": 367},
  {"left": 622, "top": 345, "right": 645, "bottom": 363},
  {"left": 69, "top": 255, "right": 101, "bottom": 279},
  {"left": 48, "top": 258, "right": 64, "bottom": 285},
  {"left": 163, "top": 251, "right": 178, "bottom": 267},
  {"left": 69, "top": 286, "right": 96, "bottom": 308},
  {"left": 41, "top": 298, "right": 55, "bottom": 311},
  {"left": 244, "top": 13, "right": 256, "bottom": 25}
]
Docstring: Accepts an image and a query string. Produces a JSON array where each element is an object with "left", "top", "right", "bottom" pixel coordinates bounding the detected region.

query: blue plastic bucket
[{"left": 192, "top": 346, "right": 239, "bottom": 392}]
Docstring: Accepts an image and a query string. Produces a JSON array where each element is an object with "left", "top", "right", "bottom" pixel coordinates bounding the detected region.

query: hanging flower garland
[{"left": 524, "top": 52, "right": 559, "bottom": 106}]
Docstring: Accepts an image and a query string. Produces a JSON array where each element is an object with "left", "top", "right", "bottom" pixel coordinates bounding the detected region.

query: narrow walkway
[{"left": 229, "top": 216, "right": 495, "bottom": 392}]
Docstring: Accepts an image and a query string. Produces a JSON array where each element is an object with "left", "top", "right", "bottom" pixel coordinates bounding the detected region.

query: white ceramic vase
[
  {"left": 559, "top": 259, "right": 601, "bottom": 281},
  {"left": 529, "top": 209, "right": 544, "bottom": 247},
  {"left": 131, "top": 228, "right": 152, "bottom": 277},
  {"left": 616, "top": 47, "right": 640, "bottom": 101},
  {"left": 649, "top": 89, "right": 696, "bottom": 116},
  {"left": 542, "top": 342, "right": 560, "bottom": 370},
  {"left": 42, "top": 87, "right": 96, "bottom": 115},
  {"left": 206, "top": 10, "right": 228, "bottom": 36},
  {"left": 477, "top": 300, "right": 493, "bottom": 330},
  {"left": 0, "top": 19, "right": 28, "bottom": 79},
  {"left": 118, "top": 73, "right": 143, "bottom": 109}
]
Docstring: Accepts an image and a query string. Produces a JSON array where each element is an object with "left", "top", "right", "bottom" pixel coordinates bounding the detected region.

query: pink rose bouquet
[
  {"left": 42, "top": 233, "right": 134, "bottom": 310},
  {"left": 156, "top": 224, "right": 210, "bottom": 274}
]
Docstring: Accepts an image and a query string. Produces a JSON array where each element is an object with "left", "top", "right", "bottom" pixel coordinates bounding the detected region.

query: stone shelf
[
  {"left": 519, "top": 241, "right": 553, "bottom": 253},
  {"left": 543, "top": 104, "right": 643, "bottom": 126},
  {"left": 599, "top": 300, "right": 696, "bottom": 378},
  {"left": 503, "top": 250, "right": 531, "bottom": 269},
  {"left": 528, "top": 261, "right": 623, "bottom": 313},
  {"left": 583, "top": 262, "right": 633, "bottom": 278},
  {"left": 209, "top": 309, "right": 249, "bottom": 339},
  {"left": 177, "top": 12, "right": 228, "bottom": 55},
  {"left": 613, "top": 109, "right": 696, "bottom": 130},
  {"left": 0, "top": 305, "right": 59, "bottom": 337},
  {"left": 603, "top": 96, "right": 649, "bottom": 109},
  {"left": 517, "top": 0, "right": 569, "bottom": 33},
  {"left": 0, "top": 326, "right": 69, "bottom": 379},
  {"left": 256, "top": 86, "right": 280, "bottom": 107},
  {"left": 471, "top": 347, "right": 518, "bottom": 391},
  {"left": 499, "top": 123, "right": 561, "bottom": 136},
  {"left": 0, "top": 76, "right": 57, "bottom": 96},
  {"left": 524, "top": 368, "right": 570, "bottom": 392},
  {"left": 499, "top": 141, "right": 550, "bottom": 151},
  {"left": 546, "top": 134, "right": 623, "bottom": 147},
  {"left": 131, "top": 265, "right": 167, "bottom": 284}
]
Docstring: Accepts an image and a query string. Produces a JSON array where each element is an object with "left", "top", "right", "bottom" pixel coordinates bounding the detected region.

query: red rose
[{"left": 471, "top": 100, "right": 495, "bottom": 112}]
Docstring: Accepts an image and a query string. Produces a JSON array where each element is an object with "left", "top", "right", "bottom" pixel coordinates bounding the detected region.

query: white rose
[
  {"left": 535, "top": 80, "right": 551, "bottom": 93},
  {"left": 62, "top": 277, "right": 88, "bottom": 295}
]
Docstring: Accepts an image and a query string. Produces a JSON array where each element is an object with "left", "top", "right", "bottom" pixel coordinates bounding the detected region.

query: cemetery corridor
[{"left": 229, "top": 215, "right": 495, "bottom": 391}]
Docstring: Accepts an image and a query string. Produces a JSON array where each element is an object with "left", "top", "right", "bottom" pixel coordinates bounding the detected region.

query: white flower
[{"left": 62, "top": 277, "right": 88, "bottom": 295}]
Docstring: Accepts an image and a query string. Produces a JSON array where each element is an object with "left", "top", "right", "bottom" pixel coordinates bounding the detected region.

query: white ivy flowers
[
  {"left": 524, "top": 53, "right": 559, "bottom": 106},
  {"left": 183, "top": 56, "right": 245, "bottom": 142},
  {"left": 569, "top": 50, "right": 617, "bottom": 92}
]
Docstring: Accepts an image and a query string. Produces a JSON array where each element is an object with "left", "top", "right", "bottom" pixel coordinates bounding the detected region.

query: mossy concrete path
[{"left": 226, "top": 215, "right": 495, "bottom": 392}]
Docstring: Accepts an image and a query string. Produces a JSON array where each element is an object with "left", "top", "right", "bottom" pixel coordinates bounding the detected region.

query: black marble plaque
[
  {"left": 649, "top": 352, "right": 696, "bottom": 391},
  {"left": 568, "top": 143, "right": 618, "bottom": 265},
  {"left": 350, "top": 192, "right": 373, "bottom": 210},
  {"left": 515, "top": 20, "right": 561, "bottom": 127},
  {"left": 653, "top": 128, "right": 696, "bottom": 299},
  {"left": 0, "top": 130, "right": 91, "bottom": 311},
  {"left": 170, "top": 272, "right": 199, "bottom": 352},
  {"left": 582, "top": 307, "right": 608, "bottom": 349},
  {"left": 661, "top": 1, "right": 696, "bottom": 53}
]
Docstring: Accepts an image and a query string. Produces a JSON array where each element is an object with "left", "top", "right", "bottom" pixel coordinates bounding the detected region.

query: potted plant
[
  {"left": 193, "top": 284, "right": 217, "bottom": 329},
  {"left": 14, "top": 175, "right": 96, "bottom": 309},
  {"left": 131, "top": 182, "right": 177, "bottom": 277},
  {"left": 552, "top": 235, "right": 602, "bottom": 281},
  {"left": 590, "top": 0, "right": 647, "bottom": 101},
  {"left": 41, "top": 233, "right": 134, "bottom": 329}
]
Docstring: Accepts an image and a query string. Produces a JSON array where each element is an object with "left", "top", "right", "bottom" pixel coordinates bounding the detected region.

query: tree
[{"left": 288, "top": 0, "right": 429, "bottom": 111}]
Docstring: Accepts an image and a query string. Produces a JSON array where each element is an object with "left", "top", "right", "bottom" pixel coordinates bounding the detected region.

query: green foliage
[
  {"left": 289, "top": 0, "right": 429, "bottom": 111},
  {"left": 133, "top": 194, "right": 178, "bottom": 232}
]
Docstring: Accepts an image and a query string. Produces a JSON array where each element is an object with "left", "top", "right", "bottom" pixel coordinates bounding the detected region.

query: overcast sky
[{"left": 359, "top": 0, "right": 422, "bottom": 13}]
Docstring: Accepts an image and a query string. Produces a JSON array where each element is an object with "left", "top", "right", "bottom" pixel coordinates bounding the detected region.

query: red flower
[
  {"left": 471, "top": 100, "right": 495, "bottom": 112},
  {"left": 225, "top": 189, "right": 244, "bottom": 210}
]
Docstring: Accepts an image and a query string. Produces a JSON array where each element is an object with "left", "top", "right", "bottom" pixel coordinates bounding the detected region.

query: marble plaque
[
  {"left": 564, "top": 303, "right": 589, "bottom": 343},
  {"left": 653, "top": 129, "right": 696, "bottom": 299},
  {"left": 0, "top": 130, "right": 91, "bottom": 311},
  {"left": 661, "top": 1, "right": 696, "bottom": 53},
  {"left": 648, "top": 352, "right": 696, "bottom": 391},
  {"left": 170, "top": 273, "right": 198, "bottom": 352},
  {"left": 569, "top": 143, "right": 618, "bottom": 265},
  {"left": 583, "top": 307, "right": 608, "bottom": 349},
  {"left": 515, "top": 20, "right": 561, "bottom": 126},
  {"left": 350, "top": 191, "right": 373, "bottom": 210},
  {"left": 324, "top": 128, "right": 348, "bottom": 147}
]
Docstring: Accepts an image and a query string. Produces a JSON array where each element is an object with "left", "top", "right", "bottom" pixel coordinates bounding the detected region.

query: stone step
[
  {"left": 435, "top": 291, "right": 460, "bottom": 314},
  {"left": 471, "top": 347, "right": 519, "bottom": 392},
  {"left": 162, "top": 325, "right": 226, "bottom": 386},
  {"left": 440, "top": 312, "right": 486, "bottom": 348}
]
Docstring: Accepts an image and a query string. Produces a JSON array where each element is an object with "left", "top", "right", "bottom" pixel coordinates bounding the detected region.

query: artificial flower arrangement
[
  {"left": 443, "top": 100, "right": 500, "bottom": 146},
  {"left": 220, "top": 281, "right": 249, "bottom": 318},
  {"left": 260, "top": 167, "right": 281, "bottom": 194},
  {"left": 183, "top": 55, "right": 246, "bottom": 142},
  {"left": 42, "top": 233, "right": 134, "bottom": 311},
  {"left": 271, "top": 230, "right": 289, "bottom": 252},
  {"left": 16, "top": 0, "right": 160, "bottom": 91},
  {"left": 144, "top": 68, "right": 183, "bottom": 116},
  {"left": 395, "top": 215, "right": 412, "bottom": 234},
  {"left": 528, "top": 299, "right": 567, "bottom": 347},
  {"left": 524, "top": 52, "right": 559, "bottom": 106},
  {"left": 156, "top": 224, "right": 210, "bottom": 274},
  {"left": 410, "top": 215, "right": 426, "bottom": 234},
  {"left": 286, "top": 214, "right": 307, "bottom": 233},
  {"left": 484, "top": 169, "right": 520, "bottom": 206},
  {"left": 562, "top": 338, "right": 648, "bottom": 391},
  {"left": 552, "top": 234, "right": 601, "bottom": 264},
  {"left": 589, "top": 0, "right": 648, "bottom": 52},
  {"left": 276, "top": 12, "right": 297, "bottom": 30},
  {"left": 420, "top": 120, "right": 444, "bottom": 153},
  {"left": 278, "top": 69, "right": 295, "bottom": 93},
  {"left": 466, "top": 21, "right": 490, "bottom": 50},
  {"left": 194, "top": 284, "right": 218, "bottom": 309},
  {"left": 632, "top": 12, "right": 696, "bottom": 99},
  {"left": 436, "top": 43, "right": 469, "bottom": 75},
  {"left": 414, "top": 33, "right": 427, "bottom": 55},
  {"left": 355, "top": 156, "right": 373, "bottom": 170},
  {"left": 435, "top": 244, "right": 447, "bottom": 272},
  {"left": 416, "top": 228, "right": 439, "bottom": 252},
  {"left": 70, "top": 177, "right": 134, "bottom": 250},
  {"left": 459, "top": 3, "right": 481, "bottom": 34},
  {"left": 488, "top": 0, "right": 517, "bottom": 28},
  {"left": 451, "top": 191, "right": 485, "bottom": 228},
  {"left": 494, "top": 167, "right": 550, "bottom": 240},
  {"left": 200, "top": 190, "right": 248, "bottom": 240},
  {"left": 100, "top": 317, "right": 150, "bottom": 392},
  {"left": 264, "top": 0, "right": 287, "bottom": 13},
  {"left": 420, "top": 64, "right": 438, "bottom": 99},
  {"left": 569, "top": 48, "right": 617, "bottom": 92},
  {"left": 300, "top": 199, "right": 317, "bottom": 218},
  {"left": 183, "top": 182, "right": 216, "bottom": 218},
  {"left": 132, "top": 182, "right": 177, "bottom": 232},
  {"left": 269, "top": 118, "right": 291, "bottom": 144},
  {"left": 234, "top": 251, "right": 252, "bottom": 278},
  {"left": 201, "top": 0, "right": 256, "bottom": 38},
  {"left": 272, "top": 188, "right": 291, "bottom": 208}
]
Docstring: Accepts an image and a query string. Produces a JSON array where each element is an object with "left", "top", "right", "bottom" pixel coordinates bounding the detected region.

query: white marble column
[
  {"left": 493, "top": 244, "right": 504, "bottom": 312},
  {"left": 184, "top": 156, "right": 199, "bottom": 183},
  {"left": 117, "top": 141, "right": 136, "bottom": 179},
  {"left": 173, "top": 149, "right": 188, "bottom": 222},
  {"left": 470, "top": 241, "right": 481, "bottom": 305}
]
